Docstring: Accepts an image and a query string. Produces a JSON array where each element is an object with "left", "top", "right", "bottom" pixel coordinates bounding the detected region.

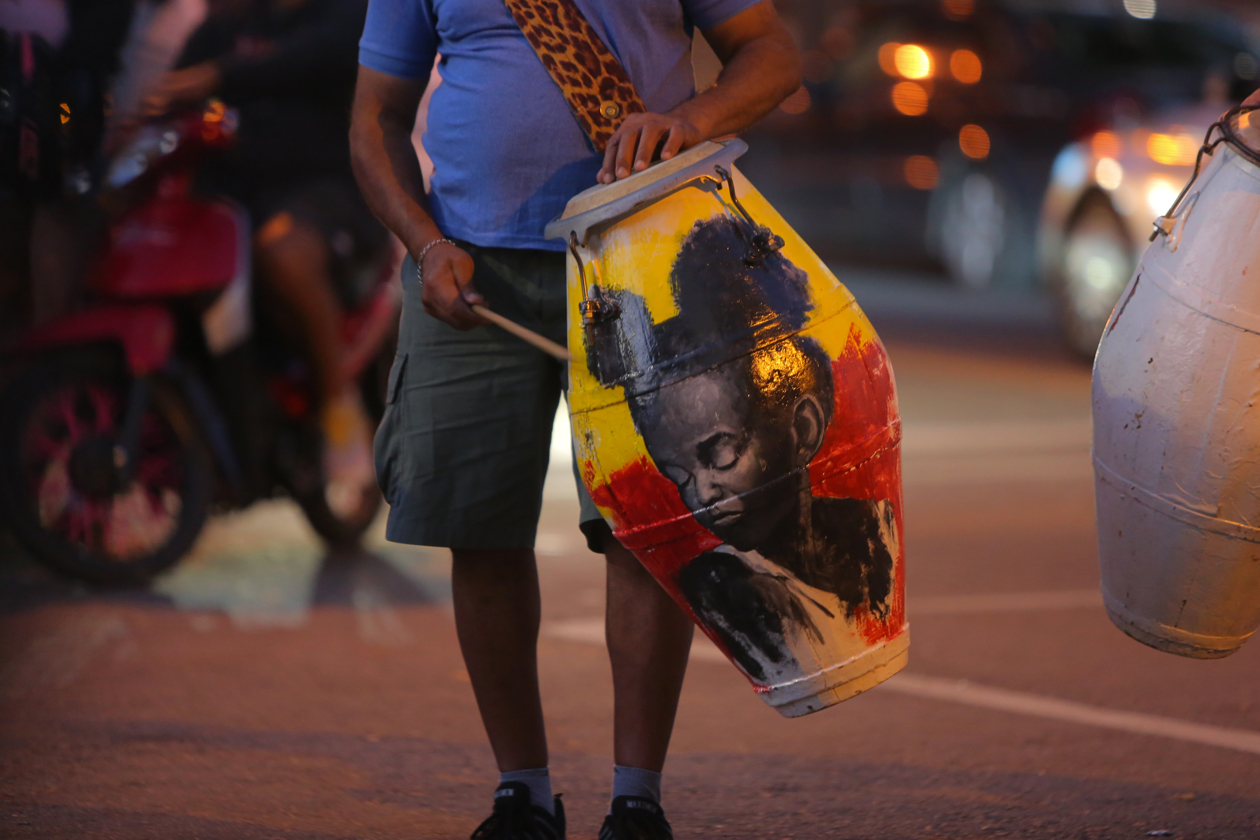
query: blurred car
[
  {"left": 741, "top": 0, "right": 1258, "bottom": 291},
  {"left": 1038, "top": 105, "right": 1219, "bottom": 358}
]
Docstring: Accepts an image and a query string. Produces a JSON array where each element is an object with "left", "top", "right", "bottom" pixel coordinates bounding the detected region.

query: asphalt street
[{"left": 2, "top": 271, "right": 1258, "bottom": 840}]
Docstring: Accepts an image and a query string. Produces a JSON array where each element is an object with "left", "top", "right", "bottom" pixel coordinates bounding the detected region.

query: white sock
[
  {"left": 499, "top": 767, "right": 554, "bottom": 815},
  {"left": 611, "top": 764, "right": 662, "bottom": 806}
]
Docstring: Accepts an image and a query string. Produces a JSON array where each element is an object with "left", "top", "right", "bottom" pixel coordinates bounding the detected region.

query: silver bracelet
[{"left": 414, "top": 237, "right": 456, "bottom": 283}]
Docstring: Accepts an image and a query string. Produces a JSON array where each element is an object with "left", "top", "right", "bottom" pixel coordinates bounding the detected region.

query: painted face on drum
[{"left": 640, "top": 364, "right": 827, "bottom": 551}]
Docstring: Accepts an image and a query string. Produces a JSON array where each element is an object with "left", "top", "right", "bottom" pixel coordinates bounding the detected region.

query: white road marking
[
  {"left": 884, "top": 674, "right": 1260, "bottom": 757},
  {"left": 901, "top": 419, "right": 1092, "bottom": 456},
  {"left": 0, "top": 614, "right": 133, "bottom": 700},
  {"left": 542, "top": 614, "right": 1260, "bottom": 758},
  {"left": 353, "top": 588, "right": 416, "bottom": 647},
  {"left": 912, "top": 589, "right": 1101, "bottom": 615}
]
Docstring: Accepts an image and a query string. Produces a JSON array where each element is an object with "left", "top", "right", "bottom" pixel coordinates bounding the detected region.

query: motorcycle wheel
[
  {"left": 0, "top": 353, "right": 213, "bottom": 584},
  {"left": 290, "top": 469, "right": 382, "bottom": 549}
]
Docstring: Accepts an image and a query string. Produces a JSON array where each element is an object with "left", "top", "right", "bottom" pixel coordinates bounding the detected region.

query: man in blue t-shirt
[{"left": 350, "top": 2, "right": 799, "bottom": 836}]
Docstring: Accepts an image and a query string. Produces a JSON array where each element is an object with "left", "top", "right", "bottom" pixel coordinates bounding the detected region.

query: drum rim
[
  {"left": 544, "top": 138, "right": 748, "bottom": 243},
  {"left": 1221, "top": 105, "right": 1260, "bottom": 168}
]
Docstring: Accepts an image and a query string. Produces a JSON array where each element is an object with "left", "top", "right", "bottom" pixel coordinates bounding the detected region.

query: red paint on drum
[
  {"left": 810, "top": 325, "right": 906, "bottom": 645},
  {"left": 583, "top": 456, "right": 723, "bottom": 583}
]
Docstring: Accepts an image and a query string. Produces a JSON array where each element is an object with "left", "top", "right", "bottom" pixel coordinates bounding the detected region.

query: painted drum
[
  {"left": 545, "top": 140, "right": 909, "bottom": 716},
  {"left": 1093, "top": 106, "right": 1260, "bottom": 659}
]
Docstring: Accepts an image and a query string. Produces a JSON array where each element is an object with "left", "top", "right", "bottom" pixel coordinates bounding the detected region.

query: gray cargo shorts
[{"left": 374, "top": 240, "right": 607, "bottom": 552}]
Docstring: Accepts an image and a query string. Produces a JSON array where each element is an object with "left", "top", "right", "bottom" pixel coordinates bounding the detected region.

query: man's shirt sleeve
[
  {"left": 682, "top": 0, "right": 764, "bottom": 32},
  {"left": 359, "top": 0, "right": 437, "bottom": 80}
]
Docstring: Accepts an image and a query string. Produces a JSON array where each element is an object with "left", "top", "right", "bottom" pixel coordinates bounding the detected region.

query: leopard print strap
[{"left": 503, "top": 0, "right": 646, "bottom": 152}]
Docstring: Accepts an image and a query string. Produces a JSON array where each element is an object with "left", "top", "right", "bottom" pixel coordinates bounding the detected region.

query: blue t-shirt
[{"left": 359, "top": 0, "right": 758, "bottom": 251}]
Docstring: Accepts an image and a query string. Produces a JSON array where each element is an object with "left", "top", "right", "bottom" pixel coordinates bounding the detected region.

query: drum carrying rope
[{"left": 1151, "top": 104, "right": 1259, "bottom": 242}]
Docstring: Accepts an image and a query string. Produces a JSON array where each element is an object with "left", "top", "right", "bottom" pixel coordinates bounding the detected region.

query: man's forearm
[
  {"left": 350, "top": 92, "right": 442, "bottom": 255},
  {"left": 673, "top": 29, "right": 800, "bottom": 141}
]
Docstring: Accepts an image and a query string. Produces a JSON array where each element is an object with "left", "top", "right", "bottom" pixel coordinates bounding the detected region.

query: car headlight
[{"left": 1145, "top": 176, "right": 1181, "bottom": 217}]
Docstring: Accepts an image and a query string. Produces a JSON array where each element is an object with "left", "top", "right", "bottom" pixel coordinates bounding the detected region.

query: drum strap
[{"left": 502, "top": 0, "right": 646, "bottom": 152}]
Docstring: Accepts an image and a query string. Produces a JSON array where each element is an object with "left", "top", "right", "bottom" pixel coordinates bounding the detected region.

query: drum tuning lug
[
  {"left": 580, "top": 285, "right": 621, "bottom": 325},
  {"left": 1150, "top": 216, "right": 1175, "bottom": 241},
  {"left": 570, "top": 231, "right": 620, "bottom": 325},
  {"left": 713, "top": 165, "right": 785, "bottom": 266}
]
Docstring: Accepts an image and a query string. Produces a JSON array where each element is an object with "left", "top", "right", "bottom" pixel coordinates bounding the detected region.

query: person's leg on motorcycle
[{"left": 254, "top": 209, "right": 374, "bottom": 512}]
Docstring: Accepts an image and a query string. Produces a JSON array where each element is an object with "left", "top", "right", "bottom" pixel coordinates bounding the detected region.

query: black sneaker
[
  {"left": 598, "top": 795, "right": 673, "bottom": 840},
  {"left": 470, "top": 782, "right": 566, "bottom": 840}
]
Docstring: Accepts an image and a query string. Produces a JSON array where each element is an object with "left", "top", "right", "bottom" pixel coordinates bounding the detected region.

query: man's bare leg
[
  {"left": 254, "top": 213, "right": 344, "bottom": 404},
  {"left": 451, "top": 547, "right": 550, "bottom": 771},
  {"left": 605, "top": 537, "right": 694, "bottom": 771},
  {"left": 255, "top": 212, "right": 374, "bottom": 512}
]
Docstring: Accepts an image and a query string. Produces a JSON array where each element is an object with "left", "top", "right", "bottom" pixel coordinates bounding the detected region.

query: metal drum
[
  {"left": 546, "top": 140, "right": 908, "bottom": 716},
  {"left": 1094, "top": 106, "right": 1260, "bottom": 659}
]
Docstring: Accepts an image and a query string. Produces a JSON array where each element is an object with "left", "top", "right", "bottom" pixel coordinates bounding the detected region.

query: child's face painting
[{"left": 638, "top": 369, "right": 800, "bottom": 551}]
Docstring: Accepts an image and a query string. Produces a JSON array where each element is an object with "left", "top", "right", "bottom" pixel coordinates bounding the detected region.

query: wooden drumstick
[{"left": 471, "top": 304, "right": 572, "bottom": 362}]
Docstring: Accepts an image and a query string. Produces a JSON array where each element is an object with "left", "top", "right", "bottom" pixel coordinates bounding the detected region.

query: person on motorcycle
[
  {"left": 153, "top": 0, "right": 386, "bottom": 512},
  {"left": 1, "top": 0, "right": 140, "bottom": 332}
]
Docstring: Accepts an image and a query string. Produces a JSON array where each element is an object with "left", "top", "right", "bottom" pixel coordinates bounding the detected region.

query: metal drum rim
[{"left": 543, "top": 138, "right": 748, "bottom": 243}]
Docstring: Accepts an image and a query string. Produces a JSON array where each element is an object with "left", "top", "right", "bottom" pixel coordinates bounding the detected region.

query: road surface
[{"left": 2, "top": 273, "right": 1257, "bottom": 839}]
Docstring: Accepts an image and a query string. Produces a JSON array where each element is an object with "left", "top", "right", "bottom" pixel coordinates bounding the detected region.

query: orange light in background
[
  {"left": 904, "top": 155, "right": 940, "bottom": 189},
  {"left": 1147, "top": 132, "right": 1198, "bottom": 166},
  {"left": 892, "top": 82, "right": 929, "bottom": 116},
  {"left": 942, "top": 0, "right": 975, "bottom": 20},
  {"left": 1090, "top": 131, "right": 1123, "bottom": 160},
  {"left": 59, "top": 103, "right": 71, "bottom": 125},
  {"left": 949, "top": 49, "right": 982, "bottom": 84},
  {"left": 894, "top": 44, "right": 933, "bottom": 79},
  {"left": 959, "top": 124, "right": 990, "bottom": 159},
  {"left": 878, "top": 42, "right": 902, "bottom": 76},
  {"left": 779, "top": 86, "right": 811, "bottom": 115}
]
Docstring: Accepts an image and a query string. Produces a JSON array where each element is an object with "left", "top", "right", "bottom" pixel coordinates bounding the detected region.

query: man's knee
[
  {"left": 602, "top": 534, "right": 647, "bottom": 576},
  {"left": 254, "top": 212, "right": 325, "bottom": 269}
]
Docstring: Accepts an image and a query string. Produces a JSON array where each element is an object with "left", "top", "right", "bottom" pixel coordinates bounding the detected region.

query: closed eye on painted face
[{"left": 640, "top": 369, "right": 798, "bottom": 550}]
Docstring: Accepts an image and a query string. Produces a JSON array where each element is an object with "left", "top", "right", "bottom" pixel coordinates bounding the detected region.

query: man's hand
[
  {"left": 594, "top": 1, "right": 798, "bottom": 184},
  {"left": 597, "top": 111, "right": 705, "bottom": 184},
  {"left": 1245, "top": 89, "right": 1260, "bottom": 108},
  {"left": 417, "top": 241, "right": 486, "bottom": 330}
]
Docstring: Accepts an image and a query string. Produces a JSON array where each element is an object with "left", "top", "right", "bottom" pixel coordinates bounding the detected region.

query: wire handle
[
  {"left": 713, "top": 165, "right": 784, "bottom": 265},
  {"left": 1149, "top": 104, "right": 1256, "bottom": 242}
]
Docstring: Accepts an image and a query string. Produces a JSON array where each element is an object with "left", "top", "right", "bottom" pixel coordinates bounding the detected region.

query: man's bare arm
[
  {"left": 598, "top": 0, "right": 800, "bottom": 184},
  {"left": 350, "top": 66, "right": 484, "bottom": 329}
]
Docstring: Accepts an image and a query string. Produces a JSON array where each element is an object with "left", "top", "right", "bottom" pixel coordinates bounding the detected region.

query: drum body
[
  {"left": 1093, "top": 113, "right": 1260, "bottom": 658},
  {"left": 547, "top": 141, "right": 908, "bottom": 716}
]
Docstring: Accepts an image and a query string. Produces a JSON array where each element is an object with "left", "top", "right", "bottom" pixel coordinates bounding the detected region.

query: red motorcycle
[{"left": 0, "top": 103, "right": 400, "bottom": 584}]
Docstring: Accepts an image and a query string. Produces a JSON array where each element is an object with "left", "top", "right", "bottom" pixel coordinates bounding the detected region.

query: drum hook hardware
[
  {"left": 714, "top": 165, "right": 784, "bottom": 266},
  {"left": 570, "top": 231, "right": 620, "bottom": 325},
  {"left": 1149, "top": 106, "right": 1256, "bottom": 242}
]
